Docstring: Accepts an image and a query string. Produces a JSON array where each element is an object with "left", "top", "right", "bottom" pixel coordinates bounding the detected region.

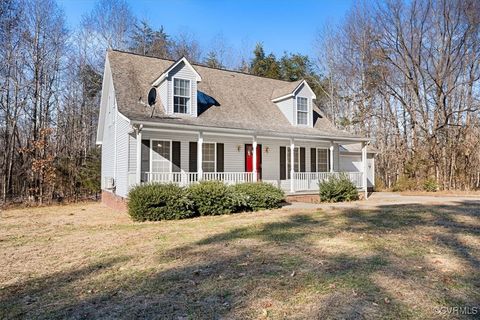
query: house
[{"left": 96, "top": 50, "right": 375, "bottom": 206}]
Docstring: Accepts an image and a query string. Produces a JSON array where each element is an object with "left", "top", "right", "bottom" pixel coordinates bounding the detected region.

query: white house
[{"left": 96, "top": 50, "right": 375, "bottom": 205}]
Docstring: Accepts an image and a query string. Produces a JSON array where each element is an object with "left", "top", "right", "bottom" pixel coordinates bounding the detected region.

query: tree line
[
  {"left": 1, "top": 0, "right": 478, "bottom": 205},
  {"left": 317, "top": 0, "right": 480, "bottom": 191}
]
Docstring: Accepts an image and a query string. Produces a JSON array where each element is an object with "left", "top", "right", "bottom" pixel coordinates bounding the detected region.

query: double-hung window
[
  {"left": 173, "top": 78, "right": 190, "bottom": 114},
  {"left": 317, "top": 148, "right": 329, "bottom": 172},
  {"left": 286, "top": 147, "right": 300, "bottom": 179},
  {"left": 297, "top": 97, "right": 308, "bottom": 125},
  {"left": 202, "top": 143, "right": 216, "bottom": 172},
  {"left": 151, "top": 140, "right": 171, "bottom": 172}
]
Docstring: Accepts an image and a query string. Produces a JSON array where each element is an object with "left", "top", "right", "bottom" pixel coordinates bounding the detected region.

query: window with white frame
[
  {"left": 297, "top": 97, "right": 308, "bottom": 125},
  {"left": 173, "top": 78, "right": 190, "bottom": 114},
  {"left": 286, "top": 147, "right": 300, "bottom": 179},
  {"left": 202, "top": 143, "right": 216, "bottom": 172},
  {"left": 151, "top": 140, "right": 171, "bottom": 172},
  {"left": 317, "top": 148, "right": 329, "bottom": 172}
]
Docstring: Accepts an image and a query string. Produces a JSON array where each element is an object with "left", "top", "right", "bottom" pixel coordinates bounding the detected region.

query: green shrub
[
  {"left": 187, "top": 181, "right": 239, "bottom": 216},
  {"left": 127, "top": 183, "right": 193, "bottom": 221},
  {"left": 423, "top": 178, "right": 438, "bottom": 192},
  {"left": 232, "top": 182, "right": 285, "bottom": 211},
  {"left": 319, "top": 174, "right": 359, "bottom": 202}
]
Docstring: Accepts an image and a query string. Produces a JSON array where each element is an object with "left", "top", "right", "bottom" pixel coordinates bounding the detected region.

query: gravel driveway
[{"left": 286, "top": 191, "right": 480, "bottom": 210}]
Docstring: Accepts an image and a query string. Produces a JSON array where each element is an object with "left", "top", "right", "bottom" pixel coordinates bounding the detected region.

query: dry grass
[{"left": 1, "top": 199, "right": 479, "bottom": 319}]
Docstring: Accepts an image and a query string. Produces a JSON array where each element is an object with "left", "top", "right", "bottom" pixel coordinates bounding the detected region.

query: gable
[
  {"left": 165, "top": 61, "right": 198, "bottom": 116},
  {"left": 295, "top": 81, "right": 315, "bottom": 99},
  {"left": 96, "top": 56, "right": 114, "bottom": 144},
  {"left": 151, "top": 56, "right": 201, "bottom": 86}
]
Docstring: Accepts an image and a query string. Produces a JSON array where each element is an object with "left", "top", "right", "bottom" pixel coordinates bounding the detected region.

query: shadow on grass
[{"left": 1, "top": 200, "right": 479, "bottom": 319}]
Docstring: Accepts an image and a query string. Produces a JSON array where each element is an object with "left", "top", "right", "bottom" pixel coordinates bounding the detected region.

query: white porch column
[
  {"left": 329, "top": 141, "right": 334, "bottom": 172},
  {"left": 136, "top": 128, "right": 142, "bottom": 184},
  {"left": 252, "top": 136, "right": 258, "bottom": 182},
  {"left": 290, "top": 139, "right": 295, "bottom": 193},
  {"left": 197, "top": 132, "right": 203, "bottom": 180},
  {"left": 362, "top": 141, "right": 368, "bottom": 199}
]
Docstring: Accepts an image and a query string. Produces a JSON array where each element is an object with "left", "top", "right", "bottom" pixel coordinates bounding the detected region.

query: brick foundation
[
  {"left": 286, "top": 194, "right": 321, "bottom": 203},
  {"left": 101, "top": 191, "right": 128, "bottom": 212}
]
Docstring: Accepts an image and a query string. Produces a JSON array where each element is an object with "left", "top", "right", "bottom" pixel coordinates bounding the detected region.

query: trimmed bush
[
  {"left": 423, "top": 178, "right": 438, "bottom": 192},
  {"left": 127, "top": 183, "right": 193, "bottom": 221},
  {"left": 319, "top": 174, "right": 359, "bottom": 202},
  {"left": 187, "top": 180, "right": 240, "bottom": 216},
  {"left": 232, "top": 182, "right": 285, "bottom": 211}
]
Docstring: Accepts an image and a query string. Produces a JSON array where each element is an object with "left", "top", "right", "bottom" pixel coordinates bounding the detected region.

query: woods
[
  {"left": 317, "top": 0, "right": 480, "bottom": 190},
  {"left": 0, "top": 0, "right": 479, "bottom": 205}
]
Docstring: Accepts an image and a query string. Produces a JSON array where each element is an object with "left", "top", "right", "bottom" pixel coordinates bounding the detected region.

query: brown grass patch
[{"left": 1, "top": 200, "right": 479, "bottom": 319}]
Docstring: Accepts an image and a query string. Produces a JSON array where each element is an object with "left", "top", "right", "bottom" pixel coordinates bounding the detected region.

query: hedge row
[{"left": 127, "top": 181, "right": 284, "bottom": 221}]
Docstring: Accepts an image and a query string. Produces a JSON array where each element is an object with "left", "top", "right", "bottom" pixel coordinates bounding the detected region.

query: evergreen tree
[
  {"left": 250, "top": 43, "right": 281, "bottom": 79},
  {"left": 130, "top": 20, "right": 170, "bottom": 59},
  {"left": 250, "top": 42, "right": 266, "bottom": 75},
  {"left": 203, "top": 51, "right": 224, "bottom": 68},
  {"left": 280, "top": 53, "right": 312, "bottom": 81}
]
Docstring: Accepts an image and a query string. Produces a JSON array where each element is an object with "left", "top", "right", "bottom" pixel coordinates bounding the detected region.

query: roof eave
[
  {"left": 271, "top": 79, "right": 317, "bottom": 102},
  {"left": 129, "top": 118, "right": 370, "bottom": 142}
]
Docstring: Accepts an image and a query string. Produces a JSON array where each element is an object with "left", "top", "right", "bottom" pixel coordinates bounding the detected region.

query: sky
[{"left": 58, "top": 0, "right": 354, "bottom": 63}]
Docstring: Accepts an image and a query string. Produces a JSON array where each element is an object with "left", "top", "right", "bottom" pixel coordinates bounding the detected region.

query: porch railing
[
  {"left": 144, "top": 172, "right": 253, "bottom": 186},
  {"left": 293, "top": 172, "right": 364, "bottom": 191},
  {"left": 140, "top": 171, "right": 363, "bottom": 191},
  {"left": 202, "top": 172, "right": 254, "bottom": 184}
]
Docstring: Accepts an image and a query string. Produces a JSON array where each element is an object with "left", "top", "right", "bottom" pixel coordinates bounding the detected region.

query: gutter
[{"left": 127, "top": 116, "right": 370, "bottom": 143}]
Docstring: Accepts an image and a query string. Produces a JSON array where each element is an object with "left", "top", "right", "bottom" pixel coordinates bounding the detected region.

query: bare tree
[
  {"left": 316, "top": 0, "right": 480, "bottom": 190},
  {"left": 171, "top": 29, "right": 202, "bottom": 63}
]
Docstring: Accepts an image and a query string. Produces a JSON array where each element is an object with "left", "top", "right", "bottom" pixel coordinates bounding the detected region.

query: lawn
[{"left": 1, "top": 200, "right": 479, "bottom": 319}]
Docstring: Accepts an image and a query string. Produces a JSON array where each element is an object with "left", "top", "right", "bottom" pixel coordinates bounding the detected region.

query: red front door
[{"left": 245, "top": 144, "right": 262, "bottom": 180}]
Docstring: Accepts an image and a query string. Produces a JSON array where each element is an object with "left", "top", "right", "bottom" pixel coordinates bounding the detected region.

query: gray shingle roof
[
  {"left": 271, "top": 79, "right": 303, "bottom": 100},
  {"left": 108, "top": 50, "right": 362, "bottom": 139}
]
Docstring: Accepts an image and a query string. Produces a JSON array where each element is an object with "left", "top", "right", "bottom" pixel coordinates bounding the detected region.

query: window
[
  {"left": 317, "top": 148, "right": 329, "bottom": 172},
  {"left": 286, "top": 147, "right": 300, "bottom": 179},
  {"left": 151, "top": 140, "right": 171, "bottom": 172},
  {"left": 173, "top": 78, "right": 190, "bottom": 113},
  {"left": 297, "top": 97, "right": 308, "bottom": 125},
  {"left": 202, "top": 143, "right": 216, "bottom": 172}
]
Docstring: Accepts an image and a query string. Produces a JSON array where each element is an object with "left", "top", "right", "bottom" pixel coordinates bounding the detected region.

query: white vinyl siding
[
  {"left": 165, "top": 61, "right": 198, "bottom": 116},
  {"left": 276, "top": 98, "right": 295, "bottom": 124},
  {"left": 173, "top": 78, "right": 190, "bottom": 114},
  {"left": 296, "top": 97, "right": 308, "bottom": 125},
  {"left": 114, "top": 114, "right": 131, "bottom": 197},
  {"left": 202, "top": 142, "right": 216, "bottom": 172},
  {"left": 339, "top": 153, "right": 375, "bottom": 188},
  {"left": 151, "top": 140, "right": 171, "bottom": 172}
]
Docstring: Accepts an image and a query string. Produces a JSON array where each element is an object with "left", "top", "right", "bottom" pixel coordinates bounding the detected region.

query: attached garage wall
[{"left": 339, "top": 153, "right": 375, "bottom": 188}]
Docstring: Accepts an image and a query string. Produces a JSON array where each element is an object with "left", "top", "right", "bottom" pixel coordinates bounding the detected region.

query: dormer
[
  {"left": 272, "top": 80, "right": 316, "bottom": 127},
  {"left": 151, "top": 57, "right": 202, "bottom": 117}
]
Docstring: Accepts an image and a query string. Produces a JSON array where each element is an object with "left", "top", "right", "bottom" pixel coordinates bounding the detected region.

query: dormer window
[
  {"left": 173, "top": 78, "right": 190, "bottom": 114},
  {"left": 296, "top": 97, "right": 308, "bottom": 125}
]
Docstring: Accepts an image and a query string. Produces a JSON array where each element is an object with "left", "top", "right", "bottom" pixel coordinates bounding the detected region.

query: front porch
[
  {"left": 126, "top": 127, "right": 370, "bottom": 197},
  {"left": 134, "top": 171, "right": 364, "bottom": 193}
]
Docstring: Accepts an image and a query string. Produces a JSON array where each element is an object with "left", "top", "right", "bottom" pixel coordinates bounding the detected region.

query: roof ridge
[{"left": 109, "top": 49, "right": 299, "bottom": 84}]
